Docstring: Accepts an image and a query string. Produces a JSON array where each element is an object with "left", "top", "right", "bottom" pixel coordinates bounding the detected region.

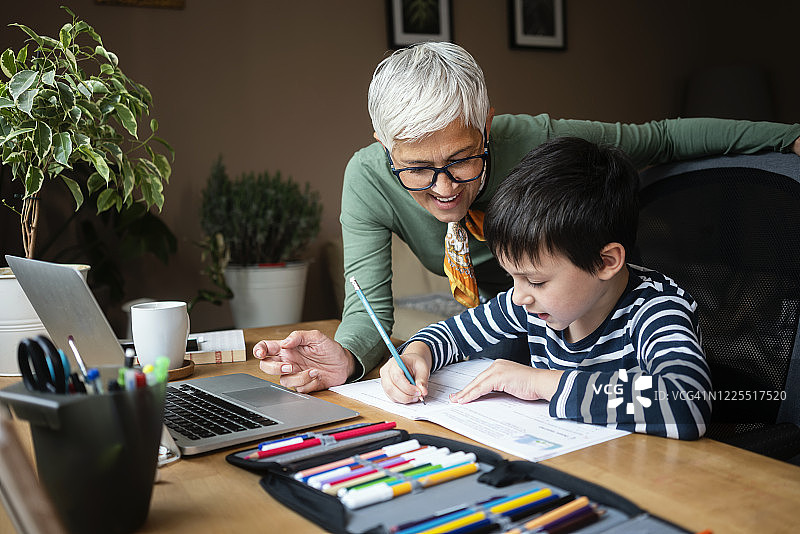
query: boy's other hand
[
  {"left": 379, "top": 341, "right": 432, "bottom": 404},
  {"left": 450, "top": 360, "right": 564, "bottom": 404}
]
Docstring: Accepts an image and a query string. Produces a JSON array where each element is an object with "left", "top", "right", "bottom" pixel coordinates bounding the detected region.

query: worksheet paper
[{"left": 331, "top": 358, "right": 628, "bottom": 462}]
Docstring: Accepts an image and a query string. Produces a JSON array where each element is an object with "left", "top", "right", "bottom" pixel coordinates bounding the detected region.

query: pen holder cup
[{"left": 0, "top": 380, "right": 166, "bottom": 534}]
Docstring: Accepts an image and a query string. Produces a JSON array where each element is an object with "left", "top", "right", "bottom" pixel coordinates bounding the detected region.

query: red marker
[{"left": 244, "top": 421, "right": 397, "bottom": 460}]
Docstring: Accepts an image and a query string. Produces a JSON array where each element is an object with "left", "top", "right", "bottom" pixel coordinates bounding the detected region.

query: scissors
[{"left": 18, "top": 335, "right": 70, "bottom": 394}]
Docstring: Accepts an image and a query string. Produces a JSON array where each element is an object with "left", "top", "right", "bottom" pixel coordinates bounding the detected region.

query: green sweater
[{"left": 337, "top": 113, "right": 800, "bottom": 379}]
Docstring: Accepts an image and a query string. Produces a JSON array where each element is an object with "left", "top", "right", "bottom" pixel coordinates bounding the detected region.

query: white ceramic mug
[{"left": 130, "top": 301, "right": 189, "bottom": 370}]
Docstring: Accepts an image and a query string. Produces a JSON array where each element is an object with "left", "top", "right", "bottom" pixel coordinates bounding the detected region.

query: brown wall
[{"left": 2, "top": 0, "right": 798, "bottom": 334}]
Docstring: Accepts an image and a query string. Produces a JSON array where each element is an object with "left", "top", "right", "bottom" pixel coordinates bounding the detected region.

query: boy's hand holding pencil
[{"left": 379, "top": 341, "right": 432, "bottom": 404}]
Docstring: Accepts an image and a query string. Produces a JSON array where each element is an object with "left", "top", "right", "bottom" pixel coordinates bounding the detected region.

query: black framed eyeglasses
[{"left": 386, "top": 131, "right": 489, "bottom": 192}]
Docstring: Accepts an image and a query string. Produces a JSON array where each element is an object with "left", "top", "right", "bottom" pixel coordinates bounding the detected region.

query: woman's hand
[{"left": 253, "top": 330, "right": 355, "bottom": 393}]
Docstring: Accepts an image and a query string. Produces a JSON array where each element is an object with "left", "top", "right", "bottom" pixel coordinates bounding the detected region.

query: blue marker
[{"left": 349, "top": 277, "right": 425, "bottom": 404}]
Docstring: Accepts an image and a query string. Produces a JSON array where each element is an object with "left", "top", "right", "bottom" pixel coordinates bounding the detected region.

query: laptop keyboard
[{"left": 164, "top": 384, "right": 279, "bottom": 440}]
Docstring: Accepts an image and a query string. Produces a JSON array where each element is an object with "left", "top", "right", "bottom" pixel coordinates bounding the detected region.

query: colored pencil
[
  {"left": 244, "top": 421, "right": 396, "bottom": 460},
  {"left": 293, "top": 439, "right": 421, "bottom": 479},
  {"left": 305, "top": 446, "right": 438, "bottom": 485},
  {"left": 503, "top": 496, "right": 590, "bottom": 534},
  {"left": 342, "top": 461, "right": 479, "bottom": 509},
  {"left": 414, "top": 489, "right": 554, "bottom": 534}
]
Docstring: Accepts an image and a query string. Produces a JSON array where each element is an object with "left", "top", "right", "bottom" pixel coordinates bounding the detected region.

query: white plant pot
[
  {"left": 224, "top": 261, "right": 309, "bottom": 329},
  {"left": 0, "top": 265, "right": 89, "bottom": 376}
]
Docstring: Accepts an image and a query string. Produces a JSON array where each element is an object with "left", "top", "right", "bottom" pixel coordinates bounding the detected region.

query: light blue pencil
[{"left": 349, "top": 276, "right": 425, "bottom": 404}]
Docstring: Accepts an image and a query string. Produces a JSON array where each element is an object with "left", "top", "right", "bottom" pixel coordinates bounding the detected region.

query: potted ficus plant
[
  {"left": 0, "top": 7, "right": 174, "bottom": 372},
  {"left": 193, "top": 157, "right": 322, "bottom": 328}
]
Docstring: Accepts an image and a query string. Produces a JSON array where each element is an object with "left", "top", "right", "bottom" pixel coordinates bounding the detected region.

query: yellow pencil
[
  {"left": 489, "top": 488, "right": 553, "bottom": 514},
  {"left": 417, "top": 511, "right": 487, "bottom": 534},
  {"left": 418, "top": 488, "right": 554, "bottom": 534}
]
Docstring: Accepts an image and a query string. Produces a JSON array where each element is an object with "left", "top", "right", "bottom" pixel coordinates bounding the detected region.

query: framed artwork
[
  {"left": 509, "top": 0, "right": 566, "bottom": 50},
  {"left": 387, "top": 0, "right": 452, "bottom": 49},
  {"left": 95, "top": 0, "right": 185, "bottom": 8}
]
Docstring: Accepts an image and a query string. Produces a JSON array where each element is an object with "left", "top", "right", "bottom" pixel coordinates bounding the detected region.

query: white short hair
[{"left": 368, "top": 42, "right": 490, "bottom": 151}]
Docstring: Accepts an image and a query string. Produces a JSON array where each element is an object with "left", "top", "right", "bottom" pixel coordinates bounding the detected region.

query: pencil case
[{"left": 227, "top": 429, "right": 692, "bottom": 534}]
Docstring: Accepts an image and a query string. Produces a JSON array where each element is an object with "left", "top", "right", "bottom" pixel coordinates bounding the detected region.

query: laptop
[{"left": 5, "top": 255, "right": 359, "bottom": 455}]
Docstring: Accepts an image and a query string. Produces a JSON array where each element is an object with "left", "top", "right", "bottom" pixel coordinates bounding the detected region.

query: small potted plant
[
  {"left": 194, "top": 157, "right": 322, "bottom": 328},
  {"left": 0, "top": 7, "right": 173, "bottom": 371}
]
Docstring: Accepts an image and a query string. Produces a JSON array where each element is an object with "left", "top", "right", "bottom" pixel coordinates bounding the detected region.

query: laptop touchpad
[{"left": 226, "top": 385, "right": 305, "bottom": 407}]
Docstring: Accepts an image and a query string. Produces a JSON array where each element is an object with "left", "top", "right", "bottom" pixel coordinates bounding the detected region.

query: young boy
[{"left": 380, "top": 137, "right": 712, "bottom": 440}]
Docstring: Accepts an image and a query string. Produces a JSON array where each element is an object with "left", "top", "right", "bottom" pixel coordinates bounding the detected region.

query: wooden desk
[{"left": 2, "top": 320, "right": 799, "bottom": 533}]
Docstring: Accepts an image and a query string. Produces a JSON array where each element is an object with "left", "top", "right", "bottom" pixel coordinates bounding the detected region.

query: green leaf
[
  {"left": 24, "top": 165, "right": 44, "bottom": 195},
  {"left": 0, "top": 116, "right": 11, "bottom": 137},
  {"left": 41, "top": 70, "right": 55, "bottom": 86},
  {"left": 16, "top": 45, "right": 27, "bottom": 66},
  {"left": 78, "top": 145, "right": 110, "bottom": 181},
  {"left": 150, "top": 118, "right": 158, "bottom": 133},
  {"left": 10, "top": 24, "right": 45, "bottom": 47},
  {"left": 122, "top": 159, "right": 135, "bottom": 201},
  {"left": 133, "top": 82, "right": 152, "bottom": 105},
  {"left": 16, "top": 88, "right": 37, "bottom": 115},
  {"left": 87, "top": 79, "right": 108, "bottom": 94},
  {"left": 113, "top": 103, "right": 137, "bottom": 138},
  {"left": 102, "top": 142, "right": 124, "bottom": 165},
  {"left": 0, "top": 97, "right": 14, "bottom": 109},
  {"left": 76, "top": 81, "right": 92, "bottom": 99},
  {"left": 40, "top": 35, "right": 62, "bottom": 49},
  {"left": 59, "top": 23, "right": 73, "bottom": 49},
  {"left": 138, "top": 157, "right": 162, "bottom": 180},
  {"left": 87, "top": 171, "right": 105, "bottom": 193},
  {"left": 1, "top": 49, "right": 16, "bottom": 79},
  {"left": 63, "top": 47, "right": 78, "bottom": 74},
  {"left": 75, "top": 21, "right": 102, "bottom": 45},
  {"left": 73, "top": 133, "right": 90, "bottom": 147},
  {"left": 33, "top": 121, "right": 52, "bottom": 160},
  {"left": 61, "top": 175, "right": 84, "bottom": 210},
  {"left": 52, "top": 132, "right": 72, "bottom": 166},
  {"left": 99, "top": 63, "right": 114, "bottom": 75},
  {"left": 153, "top": 153, "right": 171, "bottom": 183},
  {"left": 9, "top": 70, "right": 37, "bottom": 100},
  {"left": 96, "top": 188, "right": 118, "bottom": 213},
  {"left": 68, "top": 105, "right": 81, "bottom": 123},
  {"left": 109, "top": 77, "right": 125, "bottom": 93},
  {"left": 95, "top": 45, "right": 110, "bottom": 62},
  {"left": 95, "top": 46, "right": 119, "bottom": 67}
]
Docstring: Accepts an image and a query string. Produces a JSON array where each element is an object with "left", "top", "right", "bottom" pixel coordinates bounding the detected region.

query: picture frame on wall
[
  {"left": 387, "top": 0, "right": 452, "bottom": 49},
  {"left": 509, "top": 0, "right": 566, "bottom": 50}
]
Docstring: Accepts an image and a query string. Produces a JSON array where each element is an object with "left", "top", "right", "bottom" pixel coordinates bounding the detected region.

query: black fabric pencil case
[{"left": 227, "top": 431, "right": 692, "bottom": 534}]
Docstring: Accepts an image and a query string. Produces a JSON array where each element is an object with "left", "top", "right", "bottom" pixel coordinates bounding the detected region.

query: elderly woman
[{"left": 255, "top": 42, "right": 800, "bottom": 394}]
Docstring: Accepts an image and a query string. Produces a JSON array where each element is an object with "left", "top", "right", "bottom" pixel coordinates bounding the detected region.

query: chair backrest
[{"left": 636, "top": 152, "right": 800, "bottom": 441}]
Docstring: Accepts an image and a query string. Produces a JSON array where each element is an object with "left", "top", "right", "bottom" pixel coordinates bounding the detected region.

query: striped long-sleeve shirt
[{"left": 407, "top": 265, "right": 712, "bottom": 440}]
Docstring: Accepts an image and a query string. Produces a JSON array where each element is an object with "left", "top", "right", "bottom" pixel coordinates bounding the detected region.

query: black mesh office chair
[{"left": 636, "top": 152, "right": 800, "bottom": 463}]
